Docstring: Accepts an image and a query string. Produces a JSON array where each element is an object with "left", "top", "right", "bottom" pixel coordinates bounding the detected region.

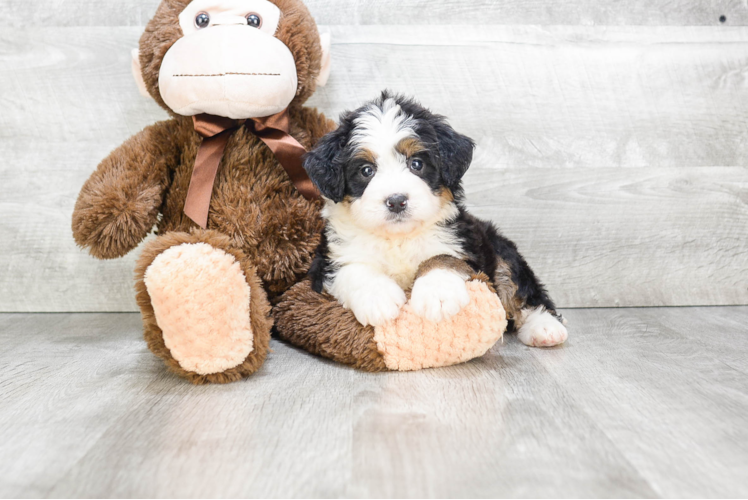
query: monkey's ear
[
  {"left": 131, "top": 49, "right": 152, "bottom": 99},
  {"left": 316, "top": 30, "right": 332, "bottom": 87},
  {"left": 303, "top": 126, "right": 348, "bottom": 203},
  {"left": 434, "top": 119, "right": 475, "bottom": 189}
]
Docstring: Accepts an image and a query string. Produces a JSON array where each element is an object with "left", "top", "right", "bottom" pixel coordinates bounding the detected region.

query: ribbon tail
[
  {"left": 183, "top": 129, "right": 234, "bottom": 228},
  {"left": 248, "top": 123, "right": 319, "bottom": 201},
  {"left": 256, "top": 133, "right": 320, "bottom": 201}
]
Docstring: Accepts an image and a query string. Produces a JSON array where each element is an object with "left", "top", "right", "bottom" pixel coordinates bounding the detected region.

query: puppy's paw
[
  {"left": 517, "top": 308, "right": 568, "bottom": 347},
  {"left": 349, "top": 278, "right": 407, "bottom": 327},
  {"left": 410, "top": 269, "right": 471, "bottom": 323}
]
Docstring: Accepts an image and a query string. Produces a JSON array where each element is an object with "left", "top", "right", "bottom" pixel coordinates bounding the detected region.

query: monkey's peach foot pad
[
  {"left": 144, "top": 243, "right": 254, "bottom": 375},
  {"left": 374, "top": 280, "right": 507, "bottom": 371}
]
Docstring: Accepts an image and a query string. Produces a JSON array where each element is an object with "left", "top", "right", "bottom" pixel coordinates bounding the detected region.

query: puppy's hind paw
[{"left": 517, "top": 307, "right": 568, "bottom": 347}]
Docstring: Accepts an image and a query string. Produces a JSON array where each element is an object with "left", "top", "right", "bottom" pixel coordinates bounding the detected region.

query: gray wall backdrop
[{"left": 1, "top": 0, "right": 747, "bottom": 312}]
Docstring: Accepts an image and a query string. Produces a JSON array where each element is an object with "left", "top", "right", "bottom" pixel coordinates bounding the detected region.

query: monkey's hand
[{"left": 72, "top": 120, "right": 181, "bottom": 259}]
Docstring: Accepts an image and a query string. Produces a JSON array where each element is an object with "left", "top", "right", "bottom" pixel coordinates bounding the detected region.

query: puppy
[{"left": 303, "top": 92, "right": 568, "bottom": 347}]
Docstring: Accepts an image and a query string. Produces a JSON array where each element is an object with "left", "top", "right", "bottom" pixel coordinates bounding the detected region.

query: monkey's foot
[
  {"left": 144, "top": 242, "right": 255, "bottom": 376},
  {"left": 374, "top": 279, "right": 507, "bottom": 371}
]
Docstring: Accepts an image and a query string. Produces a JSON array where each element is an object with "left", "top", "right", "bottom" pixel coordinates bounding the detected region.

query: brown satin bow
[{"left": 183, "top": 109, "right": 320, "bottom": 229}]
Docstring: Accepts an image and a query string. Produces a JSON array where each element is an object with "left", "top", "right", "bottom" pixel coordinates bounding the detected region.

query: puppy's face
[
  {"left": 344, "top": 99, "right": 447, "bottom": 234},
  {"left": 305, "top": 93, "right": 475, "bottom": 235}
]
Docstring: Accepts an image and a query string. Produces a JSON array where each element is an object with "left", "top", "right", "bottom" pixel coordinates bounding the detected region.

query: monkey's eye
[
  {"left": 361, "top": 166, "right": 375, "bottom": 178},
  {"left": 409, "top": 158, "right": 424, "bottom": 171},
  {"left": 246, "top": 13, "right": 262, "bottom": 28},
  {"left": 195, "top": 12, "right": 210, "bottom": 29}
]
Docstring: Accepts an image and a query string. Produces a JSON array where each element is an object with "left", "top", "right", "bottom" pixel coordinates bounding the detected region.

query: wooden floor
[{"left": 1, "top": 308, "right": 746, "bottom": 498}]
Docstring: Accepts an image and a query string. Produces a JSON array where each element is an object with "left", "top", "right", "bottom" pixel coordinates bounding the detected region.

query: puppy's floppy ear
[
  {"left": 434, "top": 119, "right": 475, "bottom": 189},
  {"left": 303, "top": 126, "right": 349, "bottom": 203}
]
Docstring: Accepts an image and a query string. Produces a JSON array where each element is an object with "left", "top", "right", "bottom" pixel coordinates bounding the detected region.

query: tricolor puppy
[{"left": 304, "top": 92, "right": 568, "bottom": 347}]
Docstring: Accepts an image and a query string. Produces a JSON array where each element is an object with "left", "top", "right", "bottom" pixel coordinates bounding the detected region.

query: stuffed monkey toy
[
  {"left": 72, "top": 0, "right": 334, "bottom": 384},
  {"left": 74, "top": 0, "right": 507, "bottom": 382}
]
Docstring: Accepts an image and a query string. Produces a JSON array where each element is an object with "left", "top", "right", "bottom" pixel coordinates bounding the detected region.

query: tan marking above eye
[
  {"left": 396, "top": 137, "right": 426, "bottom": 158},
  {"left": 353, "top": 148, "right": 378, "bottom": 164}
]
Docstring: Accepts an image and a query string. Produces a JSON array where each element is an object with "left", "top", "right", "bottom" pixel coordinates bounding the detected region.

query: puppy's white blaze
[
  {"left": 351, "top": 99, "right": 415, "bottom": 184},
  {"left": 351, "top": 98, "right": 415, "bottom": 154},
  {"left": 517, "top": 307, "right": 568, "bottom": 347}
]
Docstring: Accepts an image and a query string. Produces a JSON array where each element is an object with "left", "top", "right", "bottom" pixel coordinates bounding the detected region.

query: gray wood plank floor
[{"left": 1, "top": 308, "right": 746, "bottom": 498}]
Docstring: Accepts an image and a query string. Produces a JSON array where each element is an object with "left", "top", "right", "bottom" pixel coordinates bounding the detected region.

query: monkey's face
[
  {"left": 136, "top": 0, "right": 330, "bottom": 119},
  {"left": 161, "top": 0, "right": 295, "bottom": 118}
]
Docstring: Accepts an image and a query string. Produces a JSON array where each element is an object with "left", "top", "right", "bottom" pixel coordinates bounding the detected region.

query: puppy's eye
[
  {"left": 410, "top": 158, "right": 424, "bottom": 171},
  {"left": 246, "top": 13, "right": 262, "bottom": 28},
  {"left": 361, "top": 166, "right": 374, "bottom": 178},
  {"left": 195, "top": 12, "right": 210, "bottom": 29}
]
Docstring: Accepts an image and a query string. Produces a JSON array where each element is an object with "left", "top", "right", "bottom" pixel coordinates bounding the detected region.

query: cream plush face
[
  {"left": 134, "top": 0, "right": 331, "bottom": 116},
  {"left": 157, "top": 0, "right": 297, "bottom": 119}
]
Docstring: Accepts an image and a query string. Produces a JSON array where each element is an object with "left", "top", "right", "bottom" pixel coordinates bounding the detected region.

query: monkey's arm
[{"left": 72, "top": 119, "right": 182, "bottom": 259}]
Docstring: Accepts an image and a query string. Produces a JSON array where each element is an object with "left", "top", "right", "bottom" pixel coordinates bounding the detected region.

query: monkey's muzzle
[{"left": 158, "top": 25, "right": 298, "bottom": 119}]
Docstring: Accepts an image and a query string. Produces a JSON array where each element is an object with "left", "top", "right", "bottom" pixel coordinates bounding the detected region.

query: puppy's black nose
[{"left": 385, "top": 194, "right": 409, "bottom": 214}]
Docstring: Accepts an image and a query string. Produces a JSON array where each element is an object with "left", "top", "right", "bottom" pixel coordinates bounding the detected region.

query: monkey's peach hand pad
[{"left": 374, "top": 280, "right": 507, "bottom": 371}]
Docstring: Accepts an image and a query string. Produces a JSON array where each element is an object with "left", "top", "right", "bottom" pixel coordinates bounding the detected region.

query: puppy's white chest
[
  {"left": 332, "top": 226, "right": 463, "bottom": 290},
  {"left": 378, "top": 241, "right": 428, "bottom": 288}
]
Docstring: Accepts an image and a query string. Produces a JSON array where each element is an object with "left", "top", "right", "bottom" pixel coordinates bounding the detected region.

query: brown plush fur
[
  {"left": 274, "top": 280, "right": 389, "bottom": 372},
  {"left": 73, "top": 104, "right": 333, "bottom": 298},
  {"left": 72, "top": 0, "right": 334, "bottom": 383},
  {"left": 135, "top": 230, "right": 273, "bottom": 384},
  {"left": 72, "top": 121, "right": 182, "bottom": 259}
]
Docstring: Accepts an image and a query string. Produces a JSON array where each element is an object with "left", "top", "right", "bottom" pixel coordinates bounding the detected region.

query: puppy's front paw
[
  {"left": 410, "top": 269, "right": 471, "bottom": 323},
  {"left": 349, "top": 278, "right": 407, "bottom": 327},
  {"left": 517, "top": 308, "right": 568, "bottom": 347}
]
